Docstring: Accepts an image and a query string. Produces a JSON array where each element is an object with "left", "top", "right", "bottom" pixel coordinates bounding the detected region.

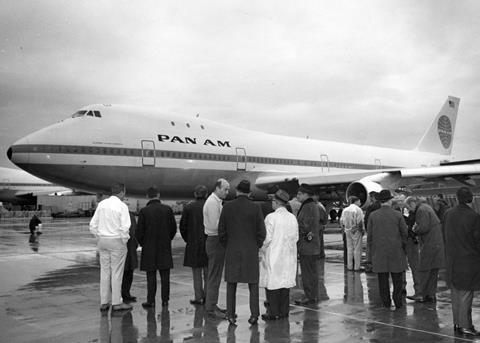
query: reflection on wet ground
[{"left": 1, "top": 218, "right": 480, "bottom": 342}]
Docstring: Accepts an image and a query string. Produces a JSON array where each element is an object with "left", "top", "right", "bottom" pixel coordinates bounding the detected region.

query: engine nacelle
[
  {"left": 345, "top": 172, "right": 402, "bottom": 208},
  {"left": 345, "top": 180, "right": 383, "bottom": 208}
]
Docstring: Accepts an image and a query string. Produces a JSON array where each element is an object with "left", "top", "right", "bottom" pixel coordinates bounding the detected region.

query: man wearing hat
[
  {"left": 444, "top": 187, "right": 480, "bottom": 336},
  {"left": 294, "top": 183, "right": 321, "bottom": 305},
  {"left": 259, "top": 189, "right": 299, "bottom": 320},
  {"left": 367, "top": 189, "right": 408, "bottom": 309},
  {"left": 218, "top": 179, "right": 266, "bottom": 325}
]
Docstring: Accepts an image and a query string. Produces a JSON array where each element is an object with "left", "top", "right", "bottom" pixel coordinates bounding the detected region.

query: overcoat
[
  {"left": 124, "top": 212, "right": 138, "bottom": 271},
  {"left": 444, "top": 204, "right": 480, "bottom": 290},
  {"left": 179, "top": 199, "right": 208, "bottom": 268},
  {"left": 136, "top": 199, "right": 177, "bottom": 271},
  {"left": 367, "top": 206, "right": 408, "bottom": 273},
  {"left": 259, "top": 207, "right": 299, "bottom": 289},
  {"left": 413, "top": 203, "right": 445, "bottom": 271},
  {"left": 218, "top": 195, "right": 266, "bottom": 283},
  {"left": 297, "top": 198, "right": 321, "bottom": 256}
]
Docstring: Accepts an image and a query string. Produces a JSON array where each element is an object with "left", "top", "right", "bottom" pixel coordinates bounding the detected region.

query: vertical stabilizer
[{"left": 415, "top": 96, "right": 460, "bottom": 155}]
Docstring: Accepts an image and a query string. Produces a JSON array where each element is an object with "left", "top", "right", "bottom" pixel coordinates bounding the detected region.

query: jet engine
[{"left": 345, "top": 172, "right": 401, "bottom": 208}]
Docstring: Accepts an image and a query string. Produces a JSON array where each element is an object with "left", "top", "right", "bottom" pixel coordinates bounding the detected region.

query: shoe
[
  {"left": 457, "top": 327, "right": 480, "bottom": 336},
  {"left": 406, "top": 295, "right": 423, "bottom": 302},
  {"left": 227, "top": 316, "right": 237, "bottom": 325},
  {"left": 248, "top": 316, "right": 258, "bottom": 325},
  {"left": 294, "top": 298, "right": 317, "bottom": 305},
  {"left": 261, "top": 314, "right": 280, "bottom": 321},
  {"left": 207, "top": 309, "right": 226, "bottom": 319},
  {"left": 215, "top": 305, "right": 226, "bottom": 314},
  {"left": 112, "top": 303, "right": 132, "bottom": 311},
  {"left": 162, "top": 301, "right": 169, "bottom": 307},
  {"left": 190, "top": 299, "right": 205, "bottom": 305},
  {"left": 142, "top": 302, "right": 155, "bottom": 308},
  {"left": 454, "top": 324, "right": 460, "bottom": 332},
  {"left": 99, "top": 303, "right": 110, "bottom": 312},
  {"left": 423, "top": 295, "right": 436, "bottom": 303},
  {"left": 123, "top": 295, "right": 137, "bottom": 302}
]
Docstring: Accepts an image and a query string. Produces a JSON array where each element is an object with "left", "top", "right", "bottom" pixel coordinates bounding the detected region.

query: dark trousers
[
  {"left": 418, "top": 268, "right": 439, "bottom": 297},
  {"left": 146, "top": 269, "right": 170, "bottom": 303},
  {"left": 192, "top": 266, "right": 208, "bottom": 301},
  {"left": 299, "top": 255, "right": 319, "bottom": 300},
  {"left": 319, "top": 229, "right": 325, "bottom": 258},
  {"left": 122, "top": 269, "right": 134, "bottom": 298},
  {"left": 265, "top": 288, "right": 290, "bottom": 317},
  {"left": 451, "top": 285, "right": 474, "bottom": 328},
  {"left": 227, "top": 282, "right": 259, "bottom": 318},
  {"left": 205, "top": 236, "right": 225, "bottom": 311},
  {"left": 377, "top": 272, "right": 403, "bottom": 308},
  {"left": 342, "top": 232, "right": 347, "bottom": 265}
]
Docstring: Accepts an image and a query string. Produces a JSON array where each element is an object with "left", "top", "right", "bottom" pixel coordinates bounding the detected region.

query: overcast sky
[{"left": 1, "top": 0, "right": 480, "bottom": 169}]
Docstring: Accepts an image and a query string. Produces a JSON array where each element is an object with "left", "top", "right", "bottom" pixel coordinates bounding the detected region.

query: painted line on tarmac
[{"left": 145, "top": 273, "right": 471, "bottom": 342}]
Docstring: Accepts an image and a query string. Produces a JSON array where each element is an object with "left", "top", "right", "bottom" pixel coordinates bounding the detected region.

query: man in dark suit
[
  {"left": 219, "top": 179, "right": 266, "bottom": 326},
  {"left": 444, "top": 187, "right": 480, "bottom": 336},
  {"left": 137, "top": 187, "right": 177, "bottom": 308},
  {"left": 180, "top": 185, "right": 209, "bottom": 305},
  {"left": 367, "top": 190, "right": 408, "bottom": 310},
  {"left": 294, "top": 183, "right": 321, "bottom": 305},
  {"left": 121, "top": 212, "right": 139, "bottom": 302}
]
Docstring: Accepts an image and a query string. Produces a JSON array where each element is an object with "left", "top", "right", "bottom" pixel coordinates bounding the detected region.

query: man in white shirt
[
  {"left": 340, "top": 196, "right": 365, "bottom": 271},
  {"left": 203, "top": 178, "right": 230, "bottom": 318},
  {"left": 90, "top": 183, "right": 131, "bottom": 312}
]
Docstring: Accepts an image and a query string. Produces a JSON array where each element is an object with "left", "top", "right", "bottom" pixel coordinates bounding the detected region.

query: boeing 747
[{"left": 7, "top": 96, "right": 480, "bottom": 207}]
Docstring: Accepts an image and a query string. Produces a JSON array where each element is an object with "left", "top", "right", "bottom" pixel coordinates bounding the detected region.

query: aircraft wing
[{"left": 255, "top": 163, "right": 480, "bottom": 205}]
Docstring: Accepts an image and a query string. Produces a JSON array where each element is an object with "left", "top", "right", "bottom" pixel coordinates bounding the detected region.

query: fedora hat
[
  {"left": 377, "top": 189, "right": 394, "bottom": 203},
  {"left": 236, "top": 179, "right": 251, "bottom": 193}
]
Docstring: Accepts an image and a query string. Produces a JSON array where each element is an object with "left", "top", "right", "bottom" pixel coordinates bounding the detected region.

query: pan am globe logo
[{"left": 437, "top": 115, "right": 452, "bottom": 149}]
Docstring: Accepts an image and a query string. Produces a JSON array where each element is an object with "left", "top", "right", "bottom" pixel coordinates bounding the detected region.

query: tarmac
[{"left": 1, "top": 218, "right": 480, "bottom": 342}]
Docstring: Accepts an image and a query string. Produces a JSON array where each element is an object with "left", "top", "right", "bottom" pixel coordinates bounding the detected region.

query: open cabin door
[
  {"left": 141, "top": 140, "right": 156, "bottom": 166},
  {"left": 236, "top": 147, "right": 247, "bottom": 171}
]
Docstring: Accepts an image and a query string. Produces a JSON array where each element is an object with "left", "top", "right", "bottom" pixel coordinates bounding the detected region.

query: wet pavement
[{"left": 1, "top": 218, "right": 480, "bottom": 342}]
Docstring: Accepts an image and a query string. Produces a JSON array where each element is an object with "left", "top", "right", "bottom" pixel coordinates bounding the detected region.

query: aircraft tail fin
[{"left": 415, "top": 96, "right": 460, "bottom": 155}]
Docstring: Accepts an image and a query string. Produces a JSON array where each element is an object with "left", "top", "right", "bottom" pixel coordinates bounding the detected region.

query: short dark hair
[
  {"left": 457, "top": 187, "right": 473, "bottom": 204},
  {"left": 349, "top": 195, "right": 359, "bottom": 204},
  {"left": 147, "top": 186, "right": 159, "bottom": 199},
  {"left": 111, "top": 183, "right": 125, "bottom": 195},
  {"left": 194, "top": 185, "right": 208, "bottom": 199}
]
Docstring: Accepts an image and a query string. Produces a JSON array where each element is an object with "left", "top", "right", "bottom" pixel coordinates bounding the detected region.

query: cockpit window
[
  {"left": 72, "top": 110, "right": 87, "bottom": 118},
  {"left": 71, "top": 110, "right": 102, "bottom": 118}
]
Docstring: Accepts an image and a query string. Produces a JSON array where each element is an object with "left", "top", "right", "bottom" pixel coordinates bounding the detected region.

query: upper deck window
[
  {"left": 86, "top": 111, "right": 94, "bottom": 116},
  {"left": 72, "top": 110, "right": 87, "bottom": 118},
  {"left": 94, "top": 111, "right": 101, "bottom": 117}
]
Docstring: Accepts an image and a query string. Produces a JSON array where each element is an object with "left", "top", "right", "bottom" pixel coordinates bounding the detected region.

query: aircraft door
[
  {"left": 236, "top": 147, "right": 247, "bottom": 171},
  {"left": 0, "top": 179, "right": 9, "bottom": 190},
  {"left": 141, "top": 140, "right": 156, "bottom": 166},
  {"left": 320, "top": 154, "right": 330, "bottom": 172},
  {"left": 374, "top": 158, "right": 382, "bottom": 169}
]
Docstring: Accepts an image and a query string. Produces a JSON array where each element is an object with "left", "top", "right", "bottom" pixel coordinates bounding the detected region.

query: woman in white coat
[{"left": 259, "top": 189, "right": 299, "bottom": 320}]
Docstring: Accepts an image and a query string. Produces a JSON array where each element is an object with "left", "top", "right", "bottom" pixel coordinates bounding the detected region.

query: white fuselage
[{"left": 8, "top": 104, "right": 447, "bottom": 199}]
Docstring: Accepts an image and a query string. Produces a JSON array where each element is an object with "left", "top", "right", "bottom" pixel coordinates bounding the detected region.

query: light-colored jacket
[
  {"left": 340, "top": 203, "right": 364, "bottom": 234},
  {"left": 260, "top": 207, "right": 299, "bottom": 290},
  {"left": 89, "top": 195, "right": 130, "bottom": 243}
]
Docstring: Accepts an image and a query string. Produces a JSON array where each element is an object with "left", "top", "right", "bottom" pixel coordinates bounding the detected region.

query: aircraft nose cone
[{"left": 7, "top": 147, "right": 12, "bottom": 161}]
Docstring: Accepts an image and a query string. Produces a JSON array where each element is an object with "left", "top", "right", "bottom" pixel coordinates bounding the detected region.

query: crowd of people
[{"left": 88, "top": 181, "right": 480, "bottom": 336}]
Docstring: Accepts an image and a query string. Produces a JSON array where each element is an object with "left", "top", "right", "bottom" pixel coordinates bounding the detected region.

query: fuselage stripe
[{"left": 11, "top": 144, "right": 399, "bottom": 170}]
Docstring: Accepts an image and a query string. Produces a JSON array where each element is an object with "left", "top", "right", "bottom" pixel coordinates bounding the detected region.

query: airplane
[
  {"left": 7, "top": 96, "right": 480, "bottom": 208},
  {"left": 0, "top": 167, "right": 72, "bottom": 205}
]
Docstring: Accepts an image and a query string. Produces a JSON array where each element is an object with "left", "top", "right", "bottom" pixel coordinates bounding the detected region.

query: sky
[{"left": 1, "top": 0, "right": 480, "bottom": 169}]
